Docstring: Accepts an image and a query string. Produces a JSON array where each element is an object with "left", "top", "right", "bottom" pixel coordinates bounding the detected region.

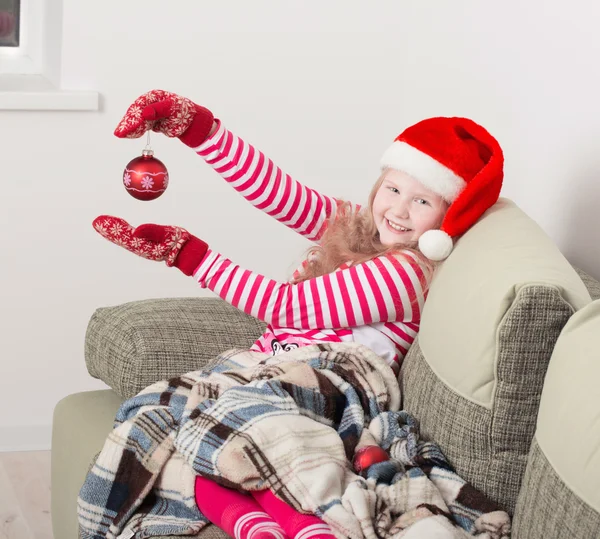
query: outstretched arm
[
  {"left": 193, "top": 249, "right": 426, "bottom": 329},
  {"left": 114, "top": 89, "right": 361, "bottom": 243},
  {"left": 193, "top": 121, "right": 360, "bottom": 242},
  {"left": 93, "top": 215, "right": 426, "bottom": 330}
]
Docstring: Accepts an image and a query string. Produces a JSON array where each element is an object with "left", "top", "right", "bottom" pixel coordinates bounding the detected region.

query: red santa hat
[{"left": 380, "top": 117, "right": 504, "bottom": 261}]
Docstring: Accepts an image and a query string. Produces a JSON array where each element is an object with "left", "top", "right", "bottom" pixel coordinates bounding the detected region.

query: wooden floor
[{"left": 0, "top": 451, "right": 52, "bottom": 539}]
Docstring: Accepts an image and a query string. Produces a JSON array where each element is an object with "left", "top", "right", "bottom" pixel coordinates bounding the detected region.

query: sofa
[{"left": 51, "top": 198, "right": 600, "bottom": 538}]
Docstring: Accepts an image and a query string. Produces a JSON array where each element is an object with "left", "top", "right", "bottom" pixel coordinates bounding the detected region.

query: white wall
[{"left": 2, "top": 0, "right": 600, "bottom": 451}]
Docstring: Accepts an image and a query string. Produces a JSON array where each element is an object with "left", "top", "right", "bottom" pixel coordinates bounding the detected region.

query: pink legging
[{"left": 195, "top": 476, "right": 335, "bottom": 539}]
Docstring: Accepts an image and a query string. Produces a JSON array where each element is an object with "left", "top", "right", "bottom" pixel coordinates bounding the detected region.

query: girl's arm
[
  {"left": 91, "top": 214, "right": 425, "bottom": 329},
  {"left": 192, "top": 249, "right": 427, "bottom": 328},
  {"left": 193, "top": 120, "right": 361, "bottom": 243},
  {"left": 114, "top": 92, "right": 360, "bottom": 242}
]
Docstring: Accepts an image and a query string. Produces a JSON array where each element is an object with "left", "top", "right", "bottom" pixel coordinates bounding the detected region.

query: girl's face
[{"left": 372, "top": 169, "right": 449, "bottom": 246}]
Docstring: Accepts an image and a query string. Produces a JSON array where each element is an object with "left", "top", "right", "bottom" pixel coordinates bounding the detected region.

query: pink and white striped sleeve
[
  {"left": 192, "top": 121, "right": 360, "bottom": 242},
  {"left": 192, "top": 249, "right": 428, "bottom": 328}
]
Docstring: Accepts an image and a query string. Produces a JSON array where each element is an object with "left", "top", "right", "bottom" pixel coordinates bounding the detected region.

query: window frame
[
  {"left": 0, "top": 0, "right": 44, "bottom": 76},
  {"left": 0, "top": 0, "right": 99, "bottom": 111}
]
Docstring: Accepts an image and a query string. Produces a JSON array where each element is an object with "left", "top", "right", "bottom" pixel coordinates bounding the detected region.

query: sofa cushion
[
  {"left": 512, "top": 300, "right": 600, "bottom": 537},
  {"left": 400, "top": 198, "right": 591, "bottom": 514}
]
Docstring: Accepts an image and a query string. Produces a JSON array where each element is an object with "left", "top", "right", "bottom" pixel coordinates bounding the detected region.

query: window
[
  {"left": 0, "top": 0, "right": 98, "bottom": 110},
  {"left": 0, "top": 0, "right": 19, "bottom": 47},
  {"left": 0, "top": 0, "right": 47, "bottom": 76}
]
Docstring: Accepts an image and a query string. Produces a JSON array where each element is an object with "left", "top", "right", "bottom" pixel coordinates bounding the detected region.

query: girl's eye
[
  {"left": 387, "top": 186, "right": 399, "bottom": 194},
  {"left": 415, "top": 198, "right": 429, "bottom": 205}
]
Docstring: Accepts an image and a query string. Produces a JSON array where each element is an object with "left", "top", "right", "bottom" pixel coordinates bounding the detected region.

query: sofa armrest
[{"left": 85, "top": 297, "right": 266, "bottom": 398}]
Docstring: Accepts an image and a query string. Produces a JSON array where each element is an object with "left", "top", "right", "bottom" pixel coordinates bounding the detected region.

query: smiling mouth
[{"left": 387, "top": 219, "right": 412, "bottom": 232}]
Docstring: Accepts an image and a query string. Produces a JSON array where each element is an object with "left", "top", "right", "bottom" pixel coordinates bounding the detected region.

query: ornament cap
[{"left": 142, "top": 149, "right": 154, "bottom": 158}]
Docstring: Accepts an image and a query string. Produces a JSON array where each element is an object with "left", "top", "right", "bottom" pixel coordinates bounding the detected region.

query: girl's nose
[{"left": 393, "top": 200, "right": 410, "bottom": 219}]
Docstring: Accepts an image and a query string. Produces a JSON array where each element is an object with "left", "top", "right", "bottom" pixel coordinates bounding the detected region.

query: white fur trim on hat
[
  {"left": 418, "top": 229, "right": 454, "bottom": 261},
  {"left": 380, "top": 141, "right": 467, "bottom": 202}
]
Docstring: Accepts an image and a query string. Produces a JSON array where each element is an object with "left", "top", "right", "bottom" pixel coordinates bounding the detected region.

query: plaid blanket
[{"left": 78, "top": 342, "right": 510, "bottom": 539}]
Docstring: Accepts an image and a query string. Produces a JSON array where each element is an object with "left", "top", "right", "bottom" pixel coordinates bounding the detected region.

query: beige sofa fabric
[
  {"left": 400, "top": 199, "right": 591, "bottom": 514},
  {"left": 52, "top": 390, "right": 230, "bottom": 539},
  {"left": 513, "top": 440, "right": 600, "bottom": 538},
  {"left": 52, "top": 391, "right": 123, "bottom": 539},
  {"left": 532, "top": 300, "right": 600, "bottom": 510},
  {"left": 419, "top": 198, "right": 590, "bottom": 408},
  {"left": 513, "top": 300, "right": 600, "bottom": 537}
]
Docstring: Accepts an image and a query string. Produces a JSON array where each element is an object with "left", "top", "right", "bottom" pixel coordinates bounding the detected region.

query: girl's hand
[
  {"left": 92, "top": 215, "right": 208, "bottom": 275},
  {"left": 113, "top": 89, "right": 215, "bottom": 147}
]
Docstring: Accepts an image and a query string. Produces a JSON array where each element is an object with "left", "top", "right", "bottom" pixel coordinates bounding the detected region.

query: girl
[{"left": 94, "top": 89, "right": 503, "bottom": 539}]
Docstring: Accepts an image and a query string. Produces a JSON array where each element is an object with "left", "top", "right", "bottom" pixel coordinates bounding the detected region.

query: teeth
[{"left": 387, "top": 219, "right": 410, "bottom": 232}]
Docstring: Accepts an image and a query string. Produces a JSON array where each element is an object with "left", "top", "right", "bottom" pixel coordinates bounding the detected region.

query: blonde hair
[{"left": 291, "top": 172, "right": 440, "bottom": 285}]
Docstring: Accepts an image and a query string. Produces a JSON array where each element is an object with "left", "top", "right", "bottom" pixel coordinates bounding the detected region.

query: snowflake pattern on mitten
[
  {"left": 114, "top": 89, "right": 197, "bottom": 139},
  {"left": 92, "top": 215, "right": 190, "bottom": 266}
]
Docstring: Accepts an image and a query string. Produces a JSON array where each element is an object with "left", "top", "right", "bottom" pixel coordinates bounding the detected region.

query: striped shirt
[{"left": 190, "top": 121, "right": 428, "bottom": 372}]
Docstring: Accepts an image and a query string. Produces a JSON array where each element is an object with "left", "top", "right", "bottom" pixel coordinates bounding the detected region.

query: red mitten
[
  {"left": 113, "top": 89, "right": 215, "bottom": 147},
  {"left": 92, "top": 216, "right": 208, "bottom": 276}
]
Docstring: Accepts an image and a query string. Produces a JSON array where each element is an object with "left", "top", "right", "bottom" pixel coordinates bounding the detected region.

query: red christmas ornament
[
  {"left": 353, "top": 445, "right": 389, "bottom": 473},
  {"left": 123, "top": 149, "right": 169, "bottom": 201}
]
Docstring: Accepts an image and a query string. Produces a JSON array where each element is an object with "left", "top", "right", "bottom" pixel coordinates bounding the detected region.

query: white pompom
[{"left": 418, "top": 230, "right": 453, "bottom": 261}]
